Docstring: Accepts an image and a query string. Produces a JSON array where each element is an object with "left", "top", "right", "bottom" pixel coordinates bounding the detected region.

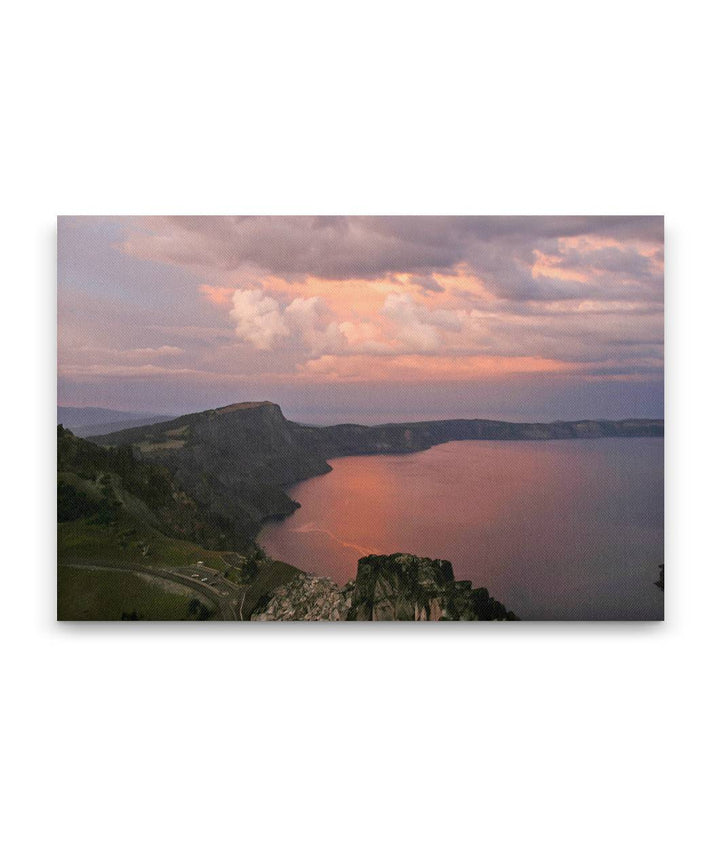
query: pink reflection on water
[{"left": 259, "top": 439, "right": 663, "bottom": 620}]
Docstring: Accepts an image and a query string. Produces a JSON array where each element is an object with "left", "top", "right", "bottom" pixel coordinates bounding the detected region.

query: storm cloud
[{"left": 122, "top": 215, "right": 663, "bottom": 294}]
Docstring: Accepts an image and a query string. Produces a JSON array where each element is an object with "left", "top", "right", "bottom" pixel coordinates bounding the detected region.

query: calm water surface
[{"left": 259, "top": 439, "right": 664, "bottom": 620}]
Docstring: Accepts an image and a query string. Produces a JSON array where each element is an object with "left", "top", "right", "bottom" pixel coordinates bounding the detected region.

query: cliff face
[
  {"left": 92, "top": 402, "right": 329, "bottom": 485},
  {"left": 90, "top": 403, "right": 331, "bottom": 542},
  {"left": 249, "top": 553, "right": 518, "bottom": 621},
  {"left": 90, "top": 402, "right": 663, "bottom": 542},
  {"left": 346, "top": 553, "right": 517, "bottom": 620}
]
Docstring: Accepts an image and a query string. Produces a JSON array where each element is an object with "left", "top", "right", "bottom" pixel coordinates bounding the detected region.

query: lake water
[{"left": 259, "top": 438, "right": 664, "bottom": 620}]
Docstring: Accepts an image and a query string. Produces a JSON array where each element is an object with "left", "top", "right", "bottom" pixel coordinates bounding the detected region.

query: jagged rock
[
  {"left": 346, "top": 553, "right": 518, "bottom": 621},
  {"left": 250, "top": 553, "right": 517, "bottom": 621},
  {"left": 250, "top": 573, "right": 352, "bottom": 621}
]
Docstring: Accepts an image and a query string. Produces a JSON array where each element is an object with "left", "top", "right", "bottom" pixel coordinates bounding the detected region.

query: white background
[{"left": 2, "top": 1, "right": 718, "bottom": 854}]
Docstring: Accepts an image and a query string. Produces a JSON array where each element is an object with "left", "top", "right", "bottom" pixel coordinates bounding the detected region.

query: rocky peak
[
  {"left": 346, "top": 553, "right": 517, "bottom": 620},
  {"left": 249, "top": 553, "right": 518, "bottom": 621}
]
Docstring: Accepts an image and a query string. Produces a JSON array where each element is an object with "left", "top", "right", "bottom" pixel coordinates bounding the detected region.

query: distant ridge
[{"left": 58, "top": 406, "right": 177, "bottom": 438}]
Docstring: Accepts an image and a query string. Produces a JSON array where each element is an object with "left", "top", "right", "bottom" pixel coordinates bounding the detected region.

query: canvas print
[{"left": 57, "top": 216, "right": 664, "bottom": 621}]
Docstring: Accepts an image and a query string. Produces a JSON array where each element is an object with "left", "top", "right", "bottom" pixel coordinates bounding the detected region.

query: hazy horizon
[{"left": 57, "top": 396, "right": 663, "bottom": 428}]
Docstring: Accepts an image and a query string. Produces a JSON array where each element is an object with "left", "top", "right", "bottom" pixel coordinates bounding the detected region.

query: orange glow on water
[{"left": 259, "top": 439, "right": 664, "bottom": 620}]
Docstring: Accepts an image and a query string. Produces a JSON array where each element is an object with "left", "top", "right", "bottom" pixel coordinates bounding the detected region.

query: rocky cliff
[
  {"left": 250, "top": 553, "right": 518, "bottom": 621},
  {"left": 90, "top": 402, "right": 330, "bottom": 544},
  {"left": 346, "top": 553, "right": 517, "bottom": 620}
]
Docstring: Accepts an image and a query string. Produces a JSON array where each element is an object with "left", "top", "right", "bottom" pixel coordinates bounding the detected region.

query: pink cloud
[{"left": 199, "top": 284, "right": 235, "bottom": 307}]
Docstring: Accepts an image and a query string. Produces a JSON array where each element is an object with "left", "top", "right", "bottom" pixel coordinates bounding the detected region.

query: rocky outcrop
[
  {"left": 346, "top": 553, "right": 518, "bottom": 620},
  {"left": 250, "top": 574, "right": 352, "bottom": 621},
  {"left": 249, "top": 553, "right": 518, "bottom": 621}
]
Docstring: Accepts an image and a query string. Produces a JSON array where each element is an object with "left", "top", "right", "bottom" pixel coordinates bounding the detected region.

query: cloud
[
  {"left": 284, "top": 295, "right": 345, "bottom": 354},
  {"left": 59, "top": 363, "right": 199, "bottom": 378},
  {"left": 199, "top": 284, "right": 234, "bottom": 306},
  {"left": 228, "top": 290, "right": 338, "bottom": 352},
  {"left": 228, "top": 288, "right": 461, "bottom": 356},
  {"left": 67, "top": 344, "right": 185, "bottom": 361},
  {"left": 225, "top": 281, "right": 663, "bottom": 377},
  {"left": 130, "top": 345, "right": 183, "bottom": 357},
  {"left": 301, "top": 353, "right": 572, "bottom": 382},
  {"left": 230, "top": 289, "right": 290, "bottom": 350},
  {"left": 382, "top": 292, "right": 443, "bottom": 351},
  {"left": 229, "top": 289, "right": 394, "bottom": 356},
  {"left": 410, "top": 274, "right": 445, "bottom": 293},
  {"left": 122, "top": 216, "right": 663, "bottom": 296},
  {"left": 59, "top": 216, "right": 663, "bottom": 406}
]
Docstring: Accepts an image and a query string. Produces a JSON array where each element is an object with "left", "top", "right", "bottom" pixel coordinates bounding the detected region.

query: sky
[{"left": 57, "top": 216, "right": 664, "bottom": 424}]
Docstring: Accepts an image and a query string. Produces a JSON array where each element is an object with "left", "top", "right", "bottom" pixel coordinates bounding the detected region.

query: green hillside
[
  {"left": 57, "top": 425, "right": 303, "bottom": 620},
  {"left": 58, "top": 424, "right": 257, "bottom": 551}
]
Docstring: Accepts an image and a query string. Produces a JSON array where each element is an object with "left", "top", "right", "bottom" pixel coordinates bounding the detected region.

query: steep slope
[{"left": 89, "top": 402, "right": 330, "bottom": 540}]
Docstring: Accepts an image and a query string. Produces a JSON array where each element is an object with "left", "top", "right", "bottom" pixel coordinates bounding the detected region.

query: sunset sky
[{"left": 58, "top": 216, "right": 664, "bottom": 424}]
